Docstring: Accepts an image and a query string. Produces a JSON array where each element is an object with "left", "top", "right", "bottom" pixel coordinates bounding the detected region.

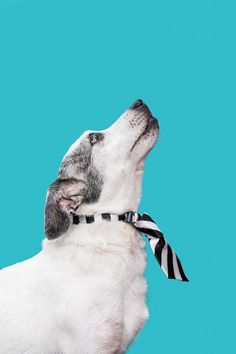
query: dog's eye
[{"left": 89, "top": 133, "right": 101, "bottom": 145}]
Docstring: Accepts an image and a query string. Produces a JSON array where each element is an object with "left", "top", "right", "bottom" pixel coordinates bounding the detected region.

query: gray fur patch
[
  {"left": 59, "top": 140, "right": 92, "bottom": 176},
  {"left": 84, "top": 165, "right": 104, "bottom": 204},
  {"left": 44, "top": 179, "right": 72, "bottom": 240},
  {"left": 45, "top": 138, "right": 104, "bottom": 239},
  {"left": 58, "top": 139, "right": 103, "bottom": 204}
]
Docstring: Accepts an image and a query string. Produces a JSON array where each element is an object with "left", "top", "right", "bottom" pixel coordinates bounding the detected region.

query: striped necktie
[
  {"left": 72, "top": 211, "right": 189, "bottom": 282},
  {"left": 131, "top": 212, "right": 189, "bottom": 282}
]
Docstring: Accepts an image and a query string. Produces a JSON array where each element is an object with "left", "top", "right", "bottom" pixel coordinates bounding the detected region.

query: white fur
[{"left": 0, "top": 101, "right": 159, "bottom": 354}]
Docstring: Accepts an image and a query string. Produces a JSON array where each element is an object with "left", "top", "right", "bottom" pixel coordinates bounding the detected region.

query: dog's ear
[{"left": 44, "top": 178, "right": 84, "bottom": 240}]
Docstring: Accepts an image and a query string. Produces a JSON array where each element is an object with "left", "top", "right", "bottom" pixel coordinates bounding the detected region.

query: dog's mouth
[{"left": 130, "top": 116, "right": 159, "bottom": 151}]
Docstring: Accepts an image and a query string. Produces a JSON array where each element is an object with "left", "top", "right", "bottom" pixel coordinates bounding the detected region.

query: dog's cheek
[{"left": 44, "top": 193, "right": 71, "bottom": 240}]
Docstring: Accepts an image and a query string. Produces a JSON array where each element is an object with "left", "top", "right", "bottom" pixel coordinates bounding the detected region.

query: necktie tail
[{"left": 134, "top": 213, "right": 189, "bottom": 282}]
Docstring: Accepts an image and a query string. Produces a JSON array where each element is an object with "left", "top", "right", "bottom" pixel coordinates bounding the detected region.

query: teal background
[{"left": 0, "top": 1, "right": 235, "bottom": 353}]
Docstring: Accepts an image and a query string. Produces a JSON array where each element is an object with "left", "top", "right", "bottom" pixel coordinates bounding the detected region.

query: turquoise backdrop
[{"left": 0, "top": 1, "right": 235, "bottom": 353}]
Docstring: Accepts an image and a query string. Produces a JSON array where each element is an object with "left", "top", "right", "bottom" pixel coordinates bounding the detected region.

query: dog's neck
[
  {"left": 42, "top": 217, "right": 141, "bottom": 270},
  {"left": 77, "top": 166, "right": 144, "bottom": 216}
]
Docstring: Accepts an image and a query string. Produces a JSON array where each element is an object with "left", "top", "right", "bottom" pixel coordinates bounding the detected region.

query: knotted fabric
[{"left": 73, "top": 211, "right": 189, "bottom": 282}]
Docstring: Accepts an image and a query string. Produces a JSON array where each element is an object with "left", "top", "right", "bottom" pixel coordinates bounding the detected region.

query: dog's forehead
[
  {"left": 65, "top": 132, "right": 91, "bottom": 159},
  {"left": 59, "top": 128, "right": 107, "bottom": 177},
  {"left": 65, "top": 128, "right": 109, "bottom": 157},
  {"left": 66, "top": 130, "right": 91, "bottom": 155},
  {"left": 58, "top": 132, "right": 91, "bottom": 178}
]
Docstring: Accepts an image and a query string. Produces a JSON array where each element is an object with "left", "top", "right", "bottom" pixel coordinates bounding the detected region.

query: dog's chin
[
  {"left": 131, "top": 116, "right": 159, "bottom": 151},
  {"left": 143, "top": 116, "right": 159, "bottom": 137},
  {"left": 131, "top": 117, "right": 159, "bottom": 162}
]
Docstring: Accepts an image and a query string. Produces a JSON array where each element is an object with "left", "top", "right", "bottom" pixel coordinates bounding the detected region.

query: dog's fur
[{"left": 0, "top": 100, "right": 159, "bottom": 354}]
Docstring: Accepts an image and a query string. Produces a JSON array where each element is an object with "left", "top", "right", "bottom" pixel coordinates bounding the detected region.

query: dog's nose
[{"left": 130, "top": 99, "right": 145, "bottom": 109}]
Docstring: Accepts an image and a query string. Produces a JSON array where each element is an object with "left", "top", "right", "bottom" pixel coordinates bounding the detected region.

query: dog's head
[{"left": 45, "top": 99, "right": 159, "bottom": 239}]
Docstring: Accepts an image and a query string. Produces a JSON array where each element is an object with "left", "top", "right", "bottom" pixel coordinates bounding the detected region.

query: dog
[{"left": 0, "top": 99, "right": 159, "bottom": 354}]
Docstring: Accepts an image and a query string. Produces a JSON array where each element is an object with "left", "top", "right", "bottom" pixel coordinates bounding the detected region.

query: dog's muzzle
[{"left": 129, "top": 99, "right": 159, "bottom": 126}]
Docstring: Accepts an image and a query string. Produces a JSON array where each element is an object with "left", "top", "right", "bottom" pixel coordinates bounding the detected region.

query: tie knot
[{"left": 124, "top": 211, "right": 140, "bottom": 223}]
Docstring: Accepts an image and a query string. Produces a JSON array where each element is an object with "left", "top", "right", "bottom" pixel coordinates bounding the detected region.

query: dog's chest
[{"left": 44, "top": 225, "right": 147, "bottom": 340}]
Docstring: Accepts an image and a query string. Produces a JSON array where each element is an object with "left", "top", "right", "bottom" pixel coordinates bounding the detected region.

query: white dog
[{"left": 0, "top": 99, "right": 159, "bottom": 354}]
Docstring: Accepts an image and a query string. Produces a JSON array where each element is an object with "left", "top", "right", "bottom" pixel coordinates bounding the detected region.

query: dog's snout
[
  {"left": 130, "top": 99, "right": 145, "bottom": 109},
  {"left": 129, "top": 99, "right": 152, "bottom": 117}
]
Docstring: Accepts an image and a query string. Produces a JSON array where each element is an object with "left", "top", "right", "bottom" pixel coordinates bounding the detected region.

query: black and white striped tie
[
  {"left": 131, "top": 212, "right": 189, "bottom": 282},
  {"left": 72, "top": 211, "right": 189, "bottom": 282}
]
